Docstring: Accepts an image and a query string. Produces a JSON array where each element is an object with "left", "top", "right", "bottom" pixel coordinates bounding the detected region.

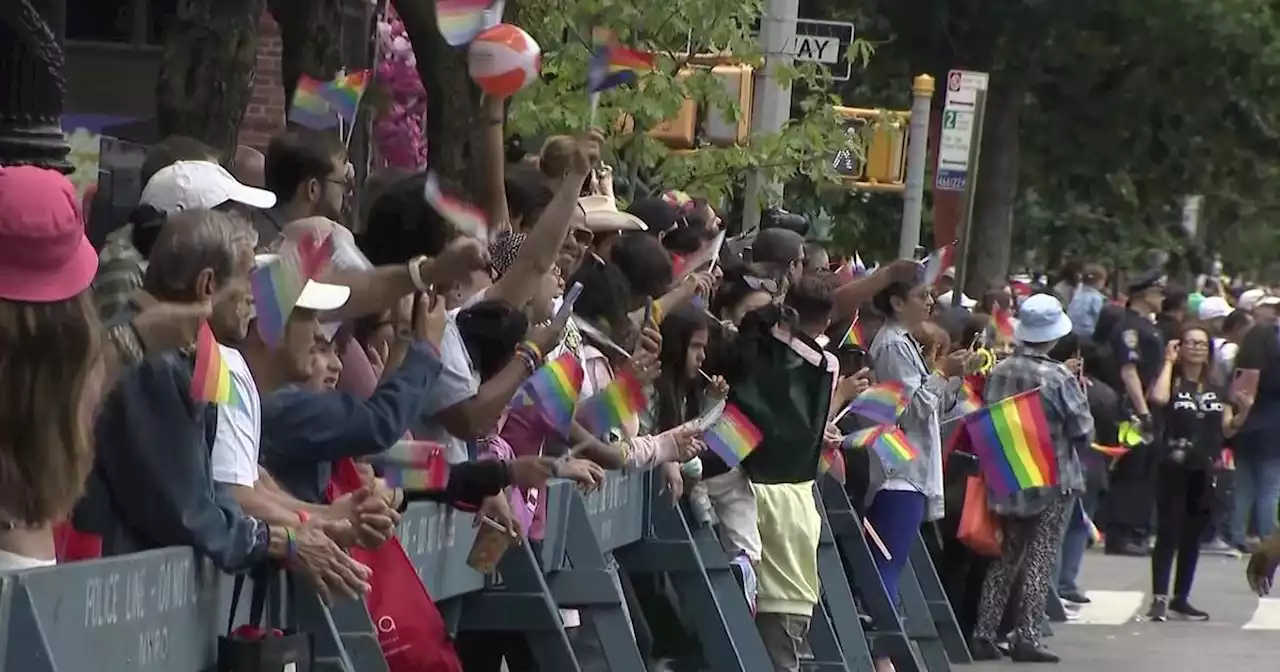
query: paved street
[{"left": 971, "top": 549, "right": 1280, "bottom": 671}]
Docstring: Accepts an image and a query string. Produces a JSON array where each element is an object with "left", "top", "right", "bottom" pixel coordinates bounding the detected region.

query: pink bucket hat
[{"left": 0, "top": 166, "right": 98, "bottom": 302}]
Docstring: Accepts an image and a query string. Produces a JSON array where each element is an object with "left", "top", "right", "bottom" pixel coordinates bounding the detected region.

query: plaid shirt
[
  {"left": 983, "top": 345, "right": 1092, "bottom": 517},
  {"left": 93, "top": 225, "right": 144, "bottom": 321}
]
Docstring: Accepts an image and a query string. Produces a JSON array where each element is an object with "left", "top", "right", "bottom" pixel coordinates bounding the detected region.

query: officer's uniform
[{"left": 1099, "top": 271, "right": 1168, "bottom": 553}]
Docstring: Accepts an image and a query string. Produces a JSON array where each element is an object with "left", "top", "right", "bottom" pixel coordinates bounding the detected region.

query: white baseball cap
[
  {"left": 1197, "top": 296, "right": 1231, "bottom": 320},
  {"left": 1238, "top": 288, "right": 1266, "bottom": 311},
  {"left": 937, "top": 290, "right": 977, "bottom": 309},
  {"left": 253, "top": 254, "right": 350, "bottom": 312},
  {"left": 141, "top": 160, "right": 277, "bottom": 213}
]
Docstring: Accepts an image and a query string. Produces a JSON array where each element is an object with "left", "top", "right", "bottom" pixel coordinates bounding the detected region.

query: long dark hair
[
  {"left": 1173, "top": 324, "right": 1218, "bottom": 387},
  {"left": 652, "top": 307, "right": 711, "bottom": 431}
]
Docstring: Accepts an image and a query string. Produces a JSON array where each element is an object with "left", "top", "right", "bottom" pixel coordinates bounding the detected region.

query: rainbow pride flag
[
  {"left": 990, "top": 306, "right": 1014, "bottom": 341},
  {"left": 325, "top": 69, "right": 371, "bottom": 123},
  {"left": 251, "top": 230, "right": 334, "bottom": 348},
  {"left": 368, "top": 440, "right": 450, "bottom": 490},
  {"left": 290, "top": 75, "right": 337, "bottom": 130},
  {"left": 423, "top": 171, "right": 489, "bottom": 244},
  {"left": 955, "top": 377, "right": 983, "bottom": 416},
  {"left": 587, "top": 28, "right": 656, "bottom": 93},
  {"left": 964, "top": 388, "right": 1057, "bottom": 498},
  {"left": 576, "top": 368, "right": 648, "bottom": 438},
  {"left": 435, "top": 0, "right": 494, "bottom": 46},
  {"left": 839, "top": 315, "right": 866, "bottom": 349},
  {"left": 845, "top": 424, "right": 918, "bottom": 471},
  {"left": 703, "top": 402, "right": 764, "bottom": 468},
  {"left": 517, "top": 352, "right": 584, "bottom": 436},
  {"left": 190, "top": 321, "right": 240, "bottom": 406},
  {"left": 1090, "top": 443, "right": 1129, "bottom": 460},
  {"left": 845, "top": 381, "right": 909, "bottom": 424},
  {"left": 819, "top": 444, "right": 846, "bottom": 483}
]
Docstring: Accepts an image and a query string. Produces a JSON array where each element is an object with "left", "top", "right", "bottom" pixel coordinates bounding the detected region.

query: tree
[
  {"left": 156, "top": 0, "right": 266, "bottom": 155},
  {"left": 268, "top": 0, "right": 346, "bottom": 105},
  {"left": 394, "top": 0, "right": 858, "bottom": 204}
]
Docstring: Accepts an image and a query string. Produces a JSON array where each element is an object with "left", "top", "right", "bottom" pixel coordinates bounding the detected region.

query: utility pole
[
  {"left": 740, "top": 0, "right": 798, "bottom": 236},
  {"left": 897, "top": 74, "right": 934, "bottom": 259}
]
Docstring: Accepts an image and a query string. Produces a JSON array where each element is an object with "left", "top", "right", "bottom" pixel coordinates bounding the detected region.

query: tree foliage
[{"left": 502, "top": 0, "right": 855, "bottom": 206}]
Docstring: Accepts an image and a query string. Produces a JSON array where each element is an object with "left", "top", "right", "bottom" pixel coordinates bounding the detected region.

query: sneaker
[
  {"left": 1201, "top": 538, "right": 1241, "bottom": 557},
  {"left": 1146, "top": 595, "right": 1169, "bottom": 622},
  {"left": 968, "top": 637, "right": 1003, "bottom": 661},
  {"left": 1060, "top": 590, "right": 1091, "bottom": 604},
  {"left": 1169, "top": 598, "right": 1209, "bottom": 621},
  {"left": 1009, "top": 641, "right": 1061, "bottom": 663}
]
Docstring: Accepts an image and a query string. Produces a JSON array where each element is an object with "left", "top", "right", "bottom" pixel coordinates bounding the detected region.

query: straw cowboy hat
[{"left": 580, "top": 195, "right": 647, "bottom": 233}]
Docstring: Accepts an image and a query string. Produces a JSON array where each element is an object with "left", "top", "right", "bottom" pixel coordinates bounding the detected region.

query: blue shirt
[
  {"left": 260, "top": 341, "right": 444, "bottom": 502},
  {"left": 1067, "top": 285, "right": 1105, "bottom": 338}
]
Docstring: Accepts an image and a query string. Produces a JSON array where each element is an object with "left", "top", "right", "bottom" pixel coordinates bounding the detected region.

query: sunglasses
[{"left": 743, "top": 275, "right": 780, "bottom": 294}]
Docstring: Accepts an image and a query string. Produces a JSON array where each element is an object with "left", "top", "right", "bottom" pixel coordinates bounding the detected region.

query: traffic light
[
  {"left": 832, "top": 107, "right": 910, "bottom": 192},
  {"left": 615, "top": 56, "right": 755, "bottom": 150}
]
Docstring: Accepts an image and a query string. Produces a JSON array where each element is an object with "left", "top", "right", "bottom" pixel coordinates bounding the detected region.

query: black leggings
[{"left": 1151, "top": 464, "right": 1212, "bottom": 597}]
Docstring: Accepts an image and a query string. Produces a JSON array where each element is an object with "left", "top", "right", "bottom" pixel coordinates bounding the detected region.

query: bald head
[{"left": 232, "top": 146, "right": 265, "bottom": 188}]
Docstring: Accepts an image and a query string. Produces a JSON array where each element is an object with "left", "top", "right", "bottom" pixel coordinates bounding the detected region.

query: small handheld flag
[
  {"left": 324, "top": 69, "right": 371, "bottom": 123},
  {"left": 955, "top": 377, "right": 983, "bottom": 416},
  {"left": 191, "top": 322, "right": 237, "bottom": 406},
  {"left": 845, "top": 425, "right": 919, "bottom": 472},
  {"left": 919, "top": 241, "right": 956, "bottom": 288},
  {"left": 423, "top": 171, "right": 489, "bottom": 245},
  {"left": 251, "top": 231, "right": 334, "bottom": 348},
  {"left": 517, "top": 352, "right": 584, "bottom": 436},
  {"left": 845, "top": 381, "right": 909, "bottom": 425},
  {"left": 990, "top": 306, "right": 1014, "bottom": 341},
  {"left": 587, "top": 28, "right": 656, "bottom": 93},
  {"left": 290, "top": 75, "right": 337, "bottom": 130},
  {"left": 367, "top": 440, "right": 451, "bottom": 490},
  {"left": 840, "top": 315, "right": 866, "bottom": 349},
  {"left": 576, "top": 368, "right": 648, "bottom": 438},
  {"left": 1090, "top": 443, "right": 1129, "bottom": 460},
  {"left": 703, "top": 403, "right": 764, "bottom": 468},
  {"left": 963, "top": 388, "right": 1057, "bottom": 498},
  {"left": 435, "top": 0, "right": 497, "bottom": 46},
  {"left": 819, "top": 444, "right": 846, "bottom": 483}
]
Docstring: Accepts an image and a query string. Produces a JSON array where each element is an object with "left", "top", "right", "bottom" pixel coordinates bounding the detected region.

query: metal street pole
[
  {"left": 740, "top": 0, "right": 798, "bottom": 236},
  {"left": 897, "top": 74, "right": 935, "bottom": 259},
  {"left": 950, "top": 87, "right": 988, "bottom": 306}
]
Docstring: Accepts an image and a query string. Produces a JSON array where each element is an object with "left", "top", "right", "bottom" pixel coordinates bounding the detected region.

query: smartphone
[
  {"left": 642, "top": 301, "right": 654, "bottom": 328},
  {"left": 554, "top": 282, "right": 584, "bottom": 324},
  {"left": 1232, "top": 368, "right": 1260, "bottom": 400},
  {"left": 410, "top": 291, "right": 424, "bottom": 333},
  {"left": 835, "top": 346, "right": 866, "bottom": 378}
]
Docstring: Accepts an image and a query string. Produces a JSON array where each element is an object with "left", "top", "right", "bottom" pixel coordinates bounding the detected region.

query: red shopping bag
[
  {"left": 53, "top": 520, "right": 102, "bottom": 562},
  {"left": 330, "top": 458, "right": 463, "bottom": 672}
]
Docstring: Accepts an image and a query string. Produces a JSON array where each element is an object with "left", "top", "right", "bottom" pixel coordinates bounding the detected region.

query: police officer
[{"left": 1100, "top": 270, "right": 1168, "bottom": 555}]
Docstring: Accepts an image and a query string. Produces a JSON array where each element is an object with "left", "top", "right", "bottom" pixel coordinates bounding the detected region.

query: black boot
[
  {"left": 968, "top": 637, "right": 1003, "bottom": 661},
  {"left": 1009, "top": 641, "right": 1060, "bottom": 663},
  {"left": 1169, "top": 597, "right": 1209, "bottom": 621}
]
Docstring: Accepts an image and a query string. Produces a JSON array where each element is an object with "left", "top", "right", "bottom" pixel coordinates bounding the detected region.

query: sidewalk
[{"left": 972, "top": 550, "right": 1278, "bottom": 671}]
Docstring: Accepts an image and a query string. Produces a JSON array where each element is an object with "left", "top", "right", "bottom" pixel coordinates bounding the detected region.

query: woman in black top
[{"left": 1145, "top": 325, "right": 1247, "bottom": 621}]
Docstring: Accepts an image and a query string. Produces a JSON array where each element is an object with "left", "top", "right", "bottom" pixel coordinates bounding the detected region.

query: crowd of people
[{"left": 1, "top": 117, "right": 1280, "bottom": 672}]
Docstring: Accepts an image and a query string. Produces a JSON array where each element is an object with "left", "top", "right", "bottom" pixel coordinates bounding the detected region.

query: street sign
[
  {"left": 756, "top": 18, "right": 855, "bottom": 81},
  {"left": 934, "top": 69, "right": 989, "bottom": 192}
]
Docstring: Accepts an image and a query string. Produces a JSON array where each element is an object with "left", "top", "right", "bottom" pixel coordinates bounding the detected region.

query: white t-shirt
[
  {"left": 0, "top": 548, "right": 54, "bottom": 570},
  {"left": 210, "top": 345, "right": 263, "bottom": 487},
  {"left": 414, "top": 312, "right": 481, "bottom": 464}
]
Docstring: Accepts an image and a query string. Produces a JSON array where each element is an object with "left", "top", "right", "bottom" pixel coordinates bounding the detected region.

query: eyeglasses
[{"left": 1182, "top": 340, "right": 1210, "bottom": 349}]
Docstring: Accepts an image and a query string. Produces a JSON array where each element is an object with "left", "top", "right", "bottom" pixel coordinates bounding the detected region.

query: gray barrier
[{"left": 0, "top": 469, "right": 970, "bottom": 672}]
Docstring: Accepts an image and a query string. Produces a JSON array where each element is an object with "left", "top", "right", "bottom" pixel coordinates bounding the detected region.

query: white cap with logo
[{"left": 141, "top": 160, "right": 277, "bottom": 213}]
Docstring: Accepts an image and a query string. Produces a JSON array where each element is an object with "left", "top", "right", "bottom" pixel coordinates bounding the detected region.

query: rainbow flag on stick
[
  {"left": 423, "top": 171, "right": 489, "bottom": 245},
  {"left": 845, "top": 425, "right": 919, "bottom": 471},
  {"left": 290, "top": 75, "right": 338, "bottom": 130},
  {"left": 324, "top": 69, "right": 371, "bottom": 123},
  {"left": 190, "top": 322, "right": 240, "bottom": 406},
  {"left": 839, "top": 315, "right": 866, "bottom": 349},
  {"left": 955, "top": 377, "right": 983, "bottom": 416},
  {"left": 990, "top": 306, "right": 1014, "bottom": 341},
  {"left": 517, "top": 353, "right": 584, "bottom": 436},
  {"left": 819, "top": 444, "right": 846, "bottom": 483},
  {"left": 964, "top": 388, "right": 1057, "bottom": 498},
  {"left": 251, "top": 230, "right": 335, "bottom": 348},
  {"left": 575, "top": 368, "right": 648, "bottom": 438},
  {"left": 587, "top": 28, "right": 656, "bottom": 93},
  {"left": 845, "top": 381, "right": 909, "bottom": 425},
  {"left": 367, "top": 440, "right": 450, "bottom": 490},
  {"left": 703, "top": 403, "right": 764, "bottom": 468},
  {"left": 435, "top": 0, "right": 495, "bottom": 46}
]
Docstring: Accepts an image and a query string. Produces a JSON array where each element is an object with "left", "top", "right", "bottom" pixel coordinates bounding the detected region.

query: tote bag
[
  {"left": 956, "top": 475, "right": 1002, "bottom": 558},
  {"left": 329, "top": 457, "right": 463, "bottom": 672}
]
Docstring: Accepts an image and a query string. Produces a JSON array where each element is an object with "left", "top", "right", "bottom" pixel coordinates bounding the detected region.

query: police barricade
[{"left": 0, "top": 469, "right": 972, "bottom": 671}]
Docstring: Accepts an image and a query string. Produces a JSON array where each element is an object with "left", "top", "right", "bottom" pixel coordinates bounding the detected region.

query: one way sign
[{"left": 785, "top": 19, "right": 855, "bottom": 82}]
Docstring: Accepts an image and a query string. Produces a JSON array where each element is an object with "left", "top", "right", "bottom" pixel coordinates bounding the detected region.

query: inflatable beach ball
[{"left": 468, "top": 24, "right": 541, "bottom": 99}]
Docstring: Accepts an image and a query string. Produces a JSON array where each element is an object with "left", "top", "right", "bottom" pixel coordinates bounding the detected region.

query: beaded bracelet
[
  {"left": 649, "top": 300, "right": 664, "bottom": 326},
  {"left": 514, "top": 348, "right": 538, "bottom": 374},
  {"left": 519, "top": 339, "right": 545, "bottom": 362}
]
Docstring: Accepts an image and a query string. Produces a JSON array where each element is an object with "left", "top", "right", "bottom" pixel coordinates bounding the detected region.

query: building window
[{"left": 66, "top": 0, "right": 177, "bottom": 47}]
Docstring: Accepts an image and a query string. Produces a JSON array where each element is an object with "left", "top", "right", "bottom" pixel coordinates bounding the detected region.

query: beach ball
[{"left": 468, "top": 24, "right": 540, "bottom": 99}]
